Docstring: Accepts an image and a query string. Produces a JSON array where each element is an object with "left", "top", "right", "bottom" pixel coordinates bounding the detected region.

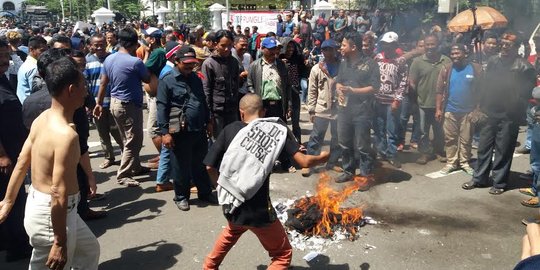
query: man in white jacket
[{"left": 202, "top": 94, "right": 329, "bottom": 270}]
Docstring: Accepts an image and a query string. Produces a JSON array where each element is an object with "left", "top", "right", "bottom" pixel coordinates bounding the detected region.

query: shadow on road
[
  {"left": 99, "top": 240, "right": 182, "bottom": 270},
  {"left": 373, "top": 167, "right": 413, "bottom": 186},
  {"left": 257, "top": 254, "right": 350, "bottom": 269},
  {"left": 88, "top": 196, "right": 166, "bottom": 237}
]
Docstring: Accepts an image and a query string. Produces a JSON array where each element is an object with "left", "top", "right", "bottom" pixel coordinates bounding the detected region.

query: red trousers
[{"left": 203, "top": 220, "right": 293, "bottom": 270}]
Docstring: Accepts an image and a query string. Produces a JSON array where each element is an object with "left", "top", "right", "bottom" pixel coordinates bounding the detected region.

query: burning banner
[{"left": 282, "top": 173, "right": 371, "bottom": 241}]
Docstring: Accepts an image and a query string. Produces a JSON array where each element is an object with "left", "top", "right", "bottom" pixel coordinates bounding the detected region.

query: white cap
[{"left": 380, "top": 31, "right": 398, "bottom": 43}]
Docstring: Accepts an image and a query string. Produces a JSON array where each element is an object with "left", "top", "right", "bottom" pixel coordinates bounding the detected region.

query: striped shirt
[{"left": 85, "top": 53, "right": 110, "bottom": 108}]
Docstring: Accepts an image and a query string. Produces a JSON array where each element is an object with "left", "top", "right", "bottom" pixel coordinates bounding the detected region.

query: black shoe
[
  {"left": 199, "top": 193, "right": 219, "bottom": 205},
  {"left": 81, "top": 209, "right": 107, "bottom": 221},
  {"left": 175, "top": 199, "right": 190, "bottom": 211},
  {"left": 516, "top": 147, "right": 531, "bottom": 154},
  {"left": 388, "top": 158, "right": 401, "bottom": 169},
  {"left": 488, "top": 187, "right": 505, "bottom": 195},
  {"left": 335, "top": 173, "right": 353, "bottom": 183},
  {"left": 462, "top": 180, "right": 487, "bottom": 190},
  {"left": 416, "top": 154, "right": 430, "bottom": 165}
]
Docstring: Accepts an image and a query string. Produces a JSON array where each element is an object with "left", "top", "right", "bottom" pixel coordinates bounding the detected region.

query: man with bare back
[{"left": 0, "top": 56, "right": 99, "bottom": 270}]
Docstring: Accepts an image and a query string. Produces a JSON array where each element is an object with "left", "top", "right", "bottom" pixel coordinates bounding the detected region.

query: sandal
[
  {"left": 488, "top": 187, "right": 505, "bottom": 195},
  {"left": 519, "top": 188, "right": 536, "bottom": 197},
  {"left": 118, "top": 178, "right": 140, "bottom": 187},
  {"left": 521, "top": 197, "right": 540, "bottom": 208},
  {"left": 99, "top": 160, "right": 114, "bottom": 169}
]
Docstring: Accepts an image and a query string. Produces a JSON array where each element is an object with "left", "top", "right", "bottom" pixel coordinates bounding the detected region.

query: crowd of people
[{"left": 0, "top": 6, "right": 538, "bottom": 269}]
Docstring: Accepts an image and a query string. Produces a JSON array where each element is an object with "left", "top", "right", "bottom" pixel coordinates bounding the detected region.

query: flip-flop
[
  {"left": 118, "top": 178, "right": 140, "bottom": 187},
  {"left": 521, "top": 197, "right": 540, "bottom": 208}
]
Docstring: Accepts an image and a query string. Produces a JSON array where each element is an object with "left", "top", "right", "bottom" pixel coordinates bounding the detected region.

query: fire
[{"left": 286, "top": 173, "right": 366, "bottom": 239}]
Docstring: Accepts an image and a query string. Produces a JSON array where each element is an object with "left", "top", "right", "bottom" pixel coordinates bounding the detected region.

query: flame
[{"left": 292, "top": 173, "right": 366, "bottom": 238}]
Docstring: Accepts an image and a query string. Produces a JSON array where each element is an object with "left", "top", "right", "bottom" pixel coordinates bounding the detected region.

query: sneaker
[
  {"left": 388, "top": 158, "right": 402, "bottom": 169},
  {"left": 416, "top": 154, "right": 430, "bottom": 165},
  {"left": 516, "top": 146, "right": 531, "bottom": 154},
  {"left": 439, "top": 165, "right": 457, "bottom": 175},
  {"left": 156, "top": 182, "right": 174, "bottom": 192},
  {"left": 175, "top": 199, "right": 190, "bottom": 211},
  {"left": 335, "top": 173, "right": 353, "bottom": 183},
  {"left": 397, "top": 144, "right": 404, "bottom": 152},
  {"left": 410, "top": 142, "right": 418, "bottom": 149},
  {"left": 519, "top": 188, "right": 536, "bottom": 197},
  {"left": 288, "top": 166, "right": 297, "bottom": 173},
  {"left": 462, "top": 166, "right": 475, "bottom": 176},
  {"left": 301, "top": 168, "right": 311, "bottom": 177},
  {"left": 521, "top": 197, "right": 540, "bottom": 208}
]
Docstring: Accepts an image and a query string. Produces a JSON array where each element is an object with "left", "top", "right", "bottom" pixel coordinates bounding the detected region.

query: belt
[{"left": 264, "top": 100, "right": 282, "bottom": 106}]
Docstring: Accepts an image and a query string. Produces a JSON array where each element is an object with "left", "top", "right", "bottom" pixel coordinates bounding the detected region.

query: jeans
[
  {"left": 472, "top": 116, "right": 519, "bottom": 189},
  {"left": 156, "top": 146, "right": 174, "bottom": 185},
  {"left": 373, "top": 102, "right": 400, "bottom": 159},
  {"left": 524, "top": 104, "right": 534, "bottom": 150},
  {"left": 443, "top": 112, "right": 473, "bottom": 167},
  {"left": 338, "top": 106, "right": 375, "bottom": 176},
  {"left": 24, "top": 186, "right": 99, "bottom": 270},
  {"left": 94, "top": 107, "right": 123, "bottom": 161},
  {"left": 203, "top": 220, "right": 292, "bottom": 270},
  {"left": 418, "top": 107, "right": 445, "bottom": 156},
  {"left": 300, "top": 78, "right": 308, "bottom": 104},
  {"left": 110, "top": 98, "right": 144, "bottom": 180},
  {"left": 399, "top": 95, "right": 420, "bottom": 144},
  {"left": 170, "top": 131, "right": 213, "bottom": 201},
  {"left": 530, "top": 123, "right": 540, "bottom": 196},
  {"left": 306, "top": 116, "right": 342, "bottom": 167}
]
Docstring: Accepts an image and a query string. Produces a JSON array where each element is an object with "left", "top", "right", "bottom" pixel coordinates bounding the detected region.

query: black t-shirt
[{"left": 204, "top": 120, "right": 300, "bottom": 227}]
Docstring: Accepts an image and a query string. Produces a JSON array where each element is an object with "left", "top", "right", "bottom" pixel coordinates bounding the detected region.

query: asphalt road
[{"left": 1, "top": 109, "right": 536, "bottom": 270}]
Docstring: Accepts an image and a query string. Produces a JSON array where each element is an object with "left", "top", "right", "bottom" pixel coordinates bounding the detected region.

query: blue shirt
[
  {"left": 85, "top": 53, "right": 111, "bottom": 108},
  {"left": 16, "top": 56, "right": 38, "bottom": 103},
  {"left": 102, "top": 52, "right": 149, "bottom": 106},
  {"left": 446, "top": 64, "right": 475, "bottom": 113}
]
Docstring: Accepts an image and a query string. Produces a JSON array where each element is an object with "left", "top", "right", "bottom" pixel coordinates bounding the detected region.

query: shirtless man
[{"left": 0, "top": 57, "right": 100, "bottom": 270}]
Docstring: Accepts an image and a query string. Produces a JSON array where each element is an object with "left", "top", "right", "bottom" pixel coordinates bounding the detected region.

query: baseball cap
[
  {"left": 321, "top": 39, "right": 339, "bottom": 49},
  {"left": 533, "top": 86, "right": 540, "bottom": 99},
  {"left": 142, "top": 27, "right": 162, "bottom": 38},
  {"left": 165, "top": 41, "right": 180, "bottom": 59},
  {"left": 176, "top": 46, "right": 199, "bottom": 64},
  {"left": 261, "top": 37, "right": 278, "bottom": 49},
  {"left": 380, "top": 31, "right": 398, "bottom": 43}
]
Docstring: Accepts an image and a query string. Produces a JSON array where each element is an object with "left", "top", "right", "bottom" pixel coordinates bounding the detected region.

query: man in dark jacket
[
  {"left": 157, "top": 46, "right": 217, "bottom": 211},
  {"left": 201, "top": 30, "right": 241, "bottom": 138},
  {"left": 0, "top": 38, "right": 32, "bottom": 262},
  {"left": 462, "top": 32, "right": 537, "bottom": 194}
]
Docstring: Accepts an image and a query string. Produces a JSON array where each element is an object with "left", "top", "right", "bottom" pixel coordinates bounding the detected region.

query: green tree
[{"left": 182, "top": 0, "right": 211, "bottom": 28}]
